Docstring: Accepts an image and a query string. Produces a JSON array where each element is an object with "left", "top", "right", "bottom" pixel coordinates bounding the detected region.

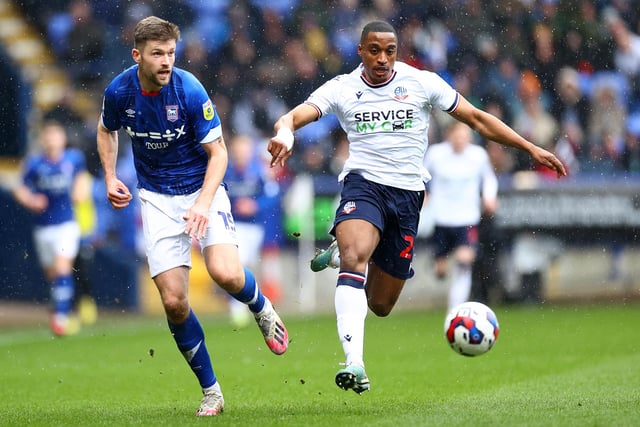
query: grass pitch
[{"left": 1, "top": 302, "right": 639, "bottom": 426}]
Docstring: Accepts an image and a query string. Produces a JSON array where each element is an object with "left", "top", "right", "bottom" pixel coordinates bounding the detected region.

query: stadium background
[{"left": 0, "top": 0, "right": 639, "bottom": 318}]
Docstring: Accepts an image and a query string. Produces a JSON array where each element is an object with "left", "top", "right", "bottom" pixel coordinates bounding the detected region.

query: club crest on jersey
[
  {"left": 166, "top": 105, "right": 178, "bottom": 122},
  {"left": 342, "top": 201, "right": 356, "bottom": 214},
  {"left": 202, "top": 99, "right": 214, "bottom": 121},
  {"left": 393, "top": 86, "right": 409, "bottom": 100}
]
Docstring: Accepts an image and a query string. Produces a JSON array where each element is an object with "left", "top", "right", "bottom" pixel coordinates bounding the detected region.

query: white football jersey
[
  {"left": 305, "top": 61, "right": 459, "bottom": 191},
  {"left": 423, "top": 141, "right": 498, "bottom": 226}
]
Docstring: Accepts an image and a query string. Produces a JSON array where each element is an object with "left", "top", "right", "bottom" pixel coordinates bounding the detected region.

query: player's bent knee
[
  {"left": 368, "top": 300, "right": 393, "bottom": 317},
  {"left": 208, "top": 267, "right": 244, "bottom": 292},
  {"left": 455, "top": 246, "right": 476, "bottom": 265},
  {"left": 162, "top": 296, "right": 190, "bottom": 322}
]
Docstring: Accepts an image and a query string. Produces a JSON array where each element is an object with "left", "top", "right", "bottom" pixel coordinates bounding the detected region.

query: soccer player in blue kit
[
  {"left": 269, "top": 20, "right": 566, "bottom": 395},
  {"left": 96, "top": 16, "right": 288, "bottom": 416},
  {"left": 14, "top": 120, "right": 87, "bottom": 336}
]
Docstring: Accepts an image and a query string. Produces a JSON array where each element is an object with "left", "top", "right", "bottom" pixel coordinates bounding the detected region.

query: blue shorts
[
  {"left": 330, "top": 173, "right": 424, "bottom": 279},
  {"left": 432, "top": 225, "right": 479, "bottom": 259}
]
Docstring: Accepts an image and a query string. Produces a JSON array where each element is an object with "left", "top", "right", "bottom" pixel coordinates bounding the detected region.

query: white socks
[
  {"left": 448, "top": 262, "right": 472, "bottom": 310},
  {"left": 335, "top": 285, "right": 368, "bottom": 367}
]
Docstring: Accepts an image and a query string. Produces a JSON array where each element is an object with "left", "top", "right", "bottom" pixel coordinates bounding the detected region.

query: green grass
[{"left": 1, "top": 302, "right": 639, "bottom": 426}]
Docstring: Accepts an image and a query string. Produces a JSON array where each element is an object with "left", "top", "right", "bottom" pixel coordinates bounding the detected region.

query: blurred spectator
[
  {"left": 257, "top": 8, "right": 289, "bottom": 59},
  {"left": 483, "top": 56, "right": 522, "bottom": 119},
  {"left": 551, "top": 66, "right": 591, "bottom": 134},
  {"left": 446, "top": 0, "right": 493, "bottom": 71},
  {"left": 528, "top": 23, "right": 561, "bottom": 107},
  {"left": 231, "top": 82, "right": 289, "bottom": 140},
  {"left": 281, "top": 38, "right": 324, "bottom": 107},
  {"left": 327, "top": 0, "right": 363, "bottom": 67},
  {"left": 482, "top": 95, "right": 516, "bottom": 175},
  {"left": 583, "top": 131, "right": 626, "bottom": 175},
  {"left": 621, "top": 127, "right": 640, "bottom": 172},
  {"left": 396, "top": 16, "right": 430, "bottom": 71},
  {"left": 184, "top": 0, "right": 230, "bottom": 54},
  {"left": 49, "top": 0, "right": 108, "bottom": 90},
  {"left": 493, "top": 7, "right": 530, "bottom": 68},
  {"left": 101, "top": 6, "right": 146, "bottom": 81},
  {"left": 550, "top": 66, "right": 591, "bottom": 172},
  {"left": 554, "top": 121, "right": 583, "bottom": 176},
  {"left": 512, "top": 70, "right": 559, "bottom": 173},
  {"left": 555, "top": 0, "right": 613, "bottom": 73},
  {"left": 604, "top": 7, "right": 640, "bottom": 108},
  {"left": 587, "top": 79, "right": 628, "bottom": 162},
  {"left": 409, "top": 18, "right": 452, "bottom": 74}
]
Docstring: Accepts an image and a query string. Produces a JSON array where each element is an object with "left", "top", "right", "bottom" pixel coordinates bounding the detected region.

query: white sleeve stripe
[
  {"left": 199, "top": 125, "right": 223, "bottom": 144},
  {"left": 99, "top": 115, "right": 117, "bottom": 132}
]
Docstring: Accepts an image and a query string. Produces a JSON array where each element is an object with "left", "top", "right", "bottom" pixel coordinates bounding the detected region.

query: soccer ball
[{"left": 444, "top": 301, "right": 499, "bottom": 357}]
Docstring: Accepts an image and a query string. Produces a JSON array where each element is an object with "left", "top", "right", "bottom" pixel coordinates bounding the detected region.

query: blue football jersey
[
  {"left": 22, "top": 148, "right": 86, "bottom": 226},
  {"left": 100, "top": 65, "right": 222, "bottom": 195}
]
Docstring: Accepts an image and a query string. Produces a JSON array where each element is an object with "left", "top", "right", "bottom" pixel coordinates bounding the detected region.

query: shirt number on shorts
[
  {"left": 399, "top": 235, "right": 414, "bottom": 259},
  {"left": 217, "top": 211, "right": 236, "bottom": 231}
]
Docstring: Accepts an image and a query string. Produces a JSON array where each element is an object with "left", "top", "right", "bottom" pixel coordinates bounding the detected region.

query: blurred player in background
[
  {"left": 13, "top": 120, "right": 88, "bottom": 336},
  {"left": 269, "top": 20, "right": 565, "bottom": 395},
  {"left": 96, "top": 16, "right": 288, "bottom": 416},
  {"left": 224, "top": 134, "right": 283, "bottom": 327},
  {"left": 423, "top": 121, "right": 498, "bottom": 310}
]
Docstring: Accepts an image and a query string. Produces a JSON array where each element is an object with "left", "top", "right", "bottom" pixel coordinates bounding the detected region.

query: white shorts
[
  {"left": 33, "top": 221, "right": 81, "bottom": 268},
  {"left": 139, "top": 187, "right": 238, "bottom": 278}
]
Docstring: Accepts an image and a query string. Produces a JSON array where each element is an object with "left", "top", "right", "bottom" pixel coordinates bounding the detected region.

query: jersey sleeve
[
  {"left": 21, "top": 157, "right": 38, "bottom": 190},
  {"left": 184, "top": 73, "right": 222, "bottom": 144},
  {"left": 421, "top": 70, "right": 459, "bottom": 113},
  {"left": 69, "top": 148, "right": 87, "bottom": 178},
  {"left": 100, "top": 84, "right": 121, "bottom": 132},
  {"left": 305, "top": 76, "right": 341, "bottom": 118}
]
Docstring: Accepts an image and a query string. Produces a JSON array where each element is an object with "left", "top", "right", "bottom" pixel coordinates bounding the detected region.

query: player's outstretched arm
[
  {"left": 269, "top": 103, "right": 319, "bottom": 168},
  {"left": 450, "top": 96, "right": 566, "bottom": 178}
]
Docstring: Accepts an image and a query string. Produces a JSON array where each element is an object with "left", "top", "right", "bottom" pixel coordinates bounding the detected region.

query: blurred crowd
[
  {"left": 6, "top": 0, "right": 639, "bottom": 307},
  {"left": 17, "top": 0, "right": 640, "bottom": 182}
]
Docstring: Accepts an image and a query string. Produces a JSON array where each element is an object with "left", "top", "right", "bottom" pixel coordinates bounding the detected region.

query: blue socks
[
  {"left": 51, "top": 274, "right": 74, "bottom": 316},
  {"left": 168, "top": 309, "right": 216, "bottom": 389},
  {"left": 168, "top": 268, "right": 264, "bottom": 389},
  {"left": 230, "top": 267, "right": 266, "bottom": 313}
]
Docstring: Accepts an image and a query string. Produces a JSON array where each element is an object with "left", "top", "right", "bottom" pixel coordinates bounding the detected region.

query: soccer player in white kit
[
  {"left": 424, "top": 121, "right": 498, "bottom": 310},
  {"left": 269, "top": 21, "right": 565, "bottom": 394},
  {"left": 96, "top": 16, "right": 288, "bottom": 416}
]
